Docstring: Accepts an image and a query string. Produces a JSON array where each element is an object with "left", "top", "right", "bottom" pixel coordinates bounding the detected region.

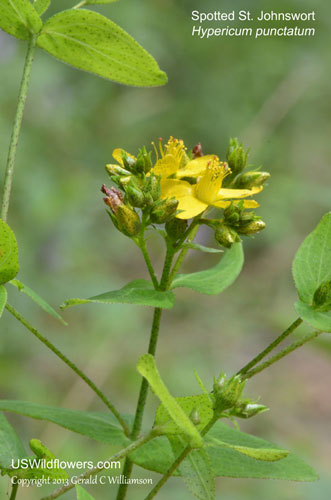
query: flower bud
[
  {"left": 192, "top": 142, "right": 203, "bottom": 158},
  {"left": 165, "top": 218, "right": 188, "bottom": 241},
  {"left": 101, "top": 184, "right": 141, "bottom": 237},
  {"left": 237, "top": 220, "right": 266, "bottom": 235},
  {"left": 144, "top": 174, "right": 161, "bottom": 201},
  {"left": 213, "top": 374, "right": 246, "bottom": 413},
  {"left": 125, "top": 179, "right": 145, "bottom": 208},
  {"left": 150, "top": 198, "right": 179, "bottom": 224},
  {"left": 226, "top": 138, "right": 248, "bottom": 175},
  {"left": 231, "top": 402, "right": 269, "bottom": 419},
  {"left": 105, "top": 164, "right": 131, "bottom": 177},
  {"left": 189, "top": 408, "right": 201, "bottom": 426},
  {"left": 134, "top": 146, "right": 153, "bottom": 174},
  {"left": 121, "top": 152, "right": 137, "bottom": 172},
  {"left": 215, "top": 225, "right": 240, "bottom": 248},
  {"left": 312, "top": 280, "right": 331, "bottom": 312},
  {"left": 235, "top": 171, "right": 270, "bottom": 189}
]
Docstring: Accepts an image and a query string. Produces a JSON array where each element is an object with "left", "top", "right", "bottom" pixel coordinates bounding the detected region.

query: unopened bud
[
  {"left": 121, "top": 152, "right": 137, "bottom": 172},
  {"left": 193, "top": 143, "right": 203, "bottom": 158},
  {"left": 215, "top": 225, "right": 240, "bottom": 248},
  {"left": 102, "top": 184, "right": 141, "bottom": 237},
  {"left": 231, "top": 402, "right": 269, "bottom": 419},
  {"left": 165, "top": 218, "right": 188, "bottom": 241},
  {"left": 237, "top": 220, "right": 266, "bottom": 235},
  {"left": 125, "top": 180, "right": 145, "bottom": 208},
  {"left": 144, "top": 174, "right": 161, "bottom": 201},
  {"left": 235, "top": 171, "right": 270, "bottom": 189},
  {"left": 105, "top": 164, "right": 131, "bottom": 177},
  {"left": 189, "top": 408, "right": 201, "bottom": 426},
  {"left": 312, "top": 280, "right": 331, "bottom": 312},
  {"left": 226, "top": 138, "right": 248, "bottom": 174},
  {"left": 213, "top": 374, "right": 246, "bottom": 413},
  {"left": 150, "top": 198, "right": 179, "bottom": 224}
]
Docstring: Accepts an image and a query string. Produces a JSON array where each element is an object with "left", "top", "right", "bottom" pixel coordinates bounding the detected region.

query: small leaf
[
  {"left": 0, "top": 0, "right": 42, "bottom": 40},
  {"left": 130, "top": 422, "right": 318, "bottom": 481},
  {"left": 155, "top": 394, "right": 214, "bottom": 435},
  {"left": 9, "top": 279, "right": 67, "bottom": 325},
  {"left": 137, "top": 355, "right": 203, "bottom": 448},
  {"left": 0, "top": 401, "right": 130, "bottom": 446},
  {"left": 0, "top": 220, "right": 19, "bottom": 284},
  {"left": 182, "top": 243, "right": 223, "bottom": 254},
  {"left": 0, "top": 413, "right": 26, "bottom": 469},
  {"left": 84, "top": 0, "right": 118, "bottom": 4},
  {"left": 295, "top": 300, "right": 331, "bottom": 333},
  {"left": 61, "top": 279, "right": 175, "bottom": 310},
  {"left": 170, "top": 437, "right": 215, "bottom": 500},
  {"left": 33, "top": 0, "right": 50, "bottom": 16},
  {"left": 0, "top": 285, "right": 7, "bottom": 318},
  {"left": 37, "top": 9, "right": 167, "bottom": 87},
  {"left": 206, "top": 436, "right": 289, "bottom": 462},
  {"left": 171, "top": 243, "right": 243, "bottom": 295},
  {"left": 76, "top": 486, "right": 96, "bottom": 500},
  {"left": 293, "top": 213, "right": 331, "bottom": 304}
]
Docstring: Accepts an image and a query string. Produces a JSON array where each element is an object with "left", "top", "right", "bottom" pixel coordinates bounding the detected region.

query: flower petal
[
  {"left": 161, "top": 179, "right": 193, "bottom": 199},
  {"left": 153, "top": 155, "right": 179, "bottom": 177},
  {"left": 176, "top": 196, "right": 208, "bottom": 219},
  {"left": 177, "top": 155, "right": 218, "bottom": 178},
  {"left": 112, "top": 148, "right": 136, "bottom": 166},
  {"left": 216, "top": 186, "right": 263, "bottom": 200},
  {"left": 212, "top": 199, "right": 260, "bottom": 209}
]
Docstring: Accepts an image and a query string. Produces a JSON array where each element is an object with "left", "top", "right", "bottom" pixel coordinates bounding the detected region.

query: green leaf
[
  {"left": 0, "top": 285, "right": 7, "bottom": 318},
  {"left": 130, "top": 422, "right": 318, "bottom": 481},
  {"left": 84, "top": 0, "right": 118, "bottom": 4},
  {"left": 137, "top": 355, "right": 203, "bottom": 448},
  {"left": 182, "top": 243, "right": 223, "bottom": 254},
  {"left": 206, "top": 436, "right": 289, "bottom": 462},
  {"left": 171, "top": 243, "right": 243, "bottom": 295},
  {"left": 0, "top": 0, "right": 42, "bottom": 40},
  {"left": 0, "top": 401, "right": 130, "bottom": 446},
  {"left": 33, "top": 0, "right": 50, "bottom": 16},
  {"left": 37, "top": 9, "right": 167, "bottom": 87},
  {"left": 0, "top": 220, "right": 19, "bottom": 284},
  {"left": 61, "top": 279, "right": 175, "bottom": 310},
  {"left": 295, "top": 300, "right": 331, "bottom": 333},
  {"left": 0, "top": 413, "right": 26, "bottom": 469},
  {"left": 76, "top": 485, "right": 96, "bottom": 500},
  {"left": 293, "top": 213, "right": 331, "bottom": 304},
  {"left": 9, "top": 279, "right": 67, "bottom": 325},
  {"left": 170, "top": 437, "right": 215, "bottom": 500},
  {"left": 155, "top": 394, "right": 214, "bottom": 435}
]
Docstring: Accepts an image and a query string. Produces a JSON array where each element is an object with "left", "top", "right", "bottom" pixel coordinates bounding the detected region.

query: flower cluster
[{"left": 101, "top": 137, "right": 270, "bottom": 247}]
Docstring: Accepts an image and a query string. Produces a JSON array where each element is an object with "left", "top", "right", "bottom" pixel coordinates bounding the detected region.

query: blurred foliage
[{"left": 0, "top": 0, "right": 330, "bottom": 498}]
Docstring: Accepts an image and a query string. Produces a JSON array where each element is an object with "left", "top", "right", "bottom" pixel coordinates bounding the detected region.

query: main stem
[
  {"left": 116, "top": 244, "right": 175, "bottom": 500},
  {"left": 5, "top": 303, "right": 130, "bottom": 436},
  {"left": 1, "top": 34, "right": 37, "bottom": 221},
  {"left": 9, "top": 483, "right": 18, "bottom": 500}
]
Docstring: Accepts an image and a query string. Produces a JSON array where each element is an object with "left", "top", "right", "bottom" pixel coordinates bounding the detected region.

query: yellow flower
[{"left": 161, "top": 157, "right": 262, "bottom": 219}]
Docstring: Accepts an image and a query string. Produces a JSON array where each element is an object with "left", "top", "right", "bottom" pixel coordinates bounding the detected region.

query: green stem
[
  {"left": 138, "top": 231, "right": 159, "bottom": 288},
  {"left": 5, "top": 303, "right": 130, "bottom": 436},
  {"left": 144, "top": 415, "right": 219, "bottom": 500},
  {"left": 9, "top": 483, "right": 19, "bottom": 500},
  {"left": 1, "top": 34, "right": 37, "bottom": 222},
  {"left": 40, "top": 431, "right": 156, "bottom": 500},
  {"left": 244, "top": 330, "right": 323, "bottom": 379},
  {"left": 169, "top": 221, "right": 200, "bottom": 282},
  {"left": 116, "top": 243, "right": 176, "bottom": 500},
  {"left": 237, "top": 317, "right": 303, "bottom": 375}
]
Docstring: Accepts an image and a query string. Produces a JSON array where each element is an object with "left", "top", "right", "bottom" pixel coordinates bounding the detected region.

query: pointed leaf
[
  {"left": 182, "top": 243, "right": 223, "bottom": 254},
  {"left": 33, "top": 0, "right": 50, "bottom": 16},
  {"left": 9, "top": 279, "right": 67, "bottom": 325},
  {"left": 295, "top": 300, "right": 331, "bottom": 333},
  {"left": 0, "top": 401, "right": 130, "bottom": 446},
  {"left": 137, "top": 355, "right": 203, "bottom": 448},
  {"left": 61, "top": 279, "right": 175, "bottom": 310},
  {"left": 37, "top": 9, "right": 167, "bottom": 87},
  {"left": 171, "top": 243, "right": 243, "bottom": 295},
  {"left": 84, "top": 0, "right": 118, "bottom": 4},
  {"left": 0, "top": 285, "right": 7, "bottom": 318},
  {"left": 0, "top": 0, "right": 42, "bottom": 40},
  {"left": 0, "top": 220, "right": 19, "bottom": 284},
  {"left": 170, "top": 437, "right": 215, "bottom": 500},
  {"left": 76, "top": 485, "right": 96, "bottom": 500},
  {"left": 0, "top": 413, "right": 26, "bottom": 468},
  {"left": 293, "top": 213, "right": 331, "bottom": 304},
  {"left": 130, "top": 422, "right": 318, "bottom": 481},
  {"left": 206, "top": 436, "right": 289, "bottom": 462}
]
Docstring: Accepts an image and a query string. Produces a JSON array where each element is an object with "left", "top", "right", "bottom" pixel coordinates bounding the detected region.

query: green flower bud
[
  {"left": 150, "top": 198, "right": 179, "bottom": 224},
  {"left": 144, "top": 174, "right": 161, "bottom": 201},
  {"left": 312, "top": 280, "right": 331, "bottom": 312},
  {"left": 226, "top": 138, "right": 248, "bottom": 175},
  {"left": 213, "top": 374, "right": 246, "bottom": 413},
  {"left": 215, "top": 225, "right": 240, "bottom": 248},
  {"left": 231, "top": 401, "right": 269, "bottom": 419},
  {"left": 121, "top": 151, "right": 137, "bottom": 172},
  {"left": 135, "top": 146, "right": 153, "bottom": 174},
  {"left": 101, "top": 184, "right": 141, "bottom": 237},
  {"left": 189, "top": 408, "right": 201, "bottom": 426},
  {"left": 105, "top": 164, "right": 131, "bottom": 177},
  {"left": 237, "top": 220, "right": 266, "bottom": 235},
  {"left": 125, "top": 179, "right": 145, "bottom": 208},
  {"left": 165, "top": 218, "right": 188, "bottom": 241},
  {"left": 235, "top": 171, "right": 270, "bottom": 189}
]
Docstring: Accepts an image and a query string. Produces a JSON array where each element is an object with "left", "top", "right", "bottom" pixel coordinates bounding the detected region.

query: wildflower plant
[{"left": 0, "top": 2, "right": 331, "bottom": 500}]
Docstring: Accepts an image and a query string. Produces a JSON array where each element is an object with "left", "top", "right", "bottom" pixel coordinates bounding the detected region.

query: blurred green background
[{"left": 0, "top": 0, "right": 330, "bottom": 498}]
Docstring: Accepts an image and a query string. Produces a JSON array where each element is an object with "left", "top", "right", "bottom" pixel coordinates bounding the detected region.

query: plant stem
[
  {"left": 169, "top": 221, "right": 200, "bottom": 282},
  {"left": 244, "top": 330, "right": 323, "bottom": 379},
  {"left": 1, "top": 34, "right": 37, "bottom": 222},
  {"left": 237, "top": 317, "right": 303, "bottom": 375},
  {"left": 40, "top": 431, "right": 156, "bottom": 500},
  {"left": 138, "top": 231, "right": 159, "bottom": 288},
  {"left": 5, "top": 303, "right": 129, "bottom": 436},
  {"left": 9, "top": 483, "right": 19, "bottom": 500},
  {"left": 116, "top": 243, "right": 176, "bottom": 500}
]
